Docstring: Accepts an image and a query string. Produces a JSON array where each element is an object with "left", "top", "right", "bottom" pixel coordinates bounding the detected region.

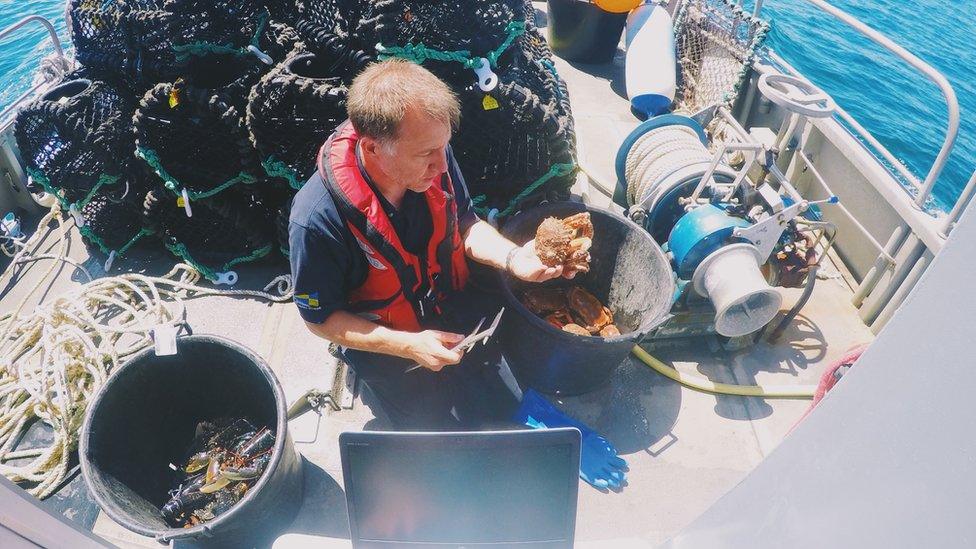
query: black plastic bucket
[
  {"left": 499, "top": 202, "right": 675, "bottom": 395},
  {"left": 79, "top": 335, "right": 303, "bottom": 547},
  {"left": 547, "top": 0, "right": 627, "bottom": 64}
]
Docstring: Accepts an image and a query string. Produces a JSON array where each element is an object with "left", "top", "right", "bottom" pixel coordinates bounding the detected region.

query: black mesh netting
[
  {"left": 247, "top": 51, "right": 350, "bottom": 191},
  {"left": 14, "top": 73, "right": 147, "bottom": 206},
  {"left": 263, "top": 0, "right": 301, "bottom": 24},
  {"left": 133, "top": 82, "right": 261, "bottom": 199},
  {"left": 294, "top": 0, "right": 373, "bottom": 74},
  {"left": 80, "top": 192, "right": 152, "bottom": 252},
  {"left": 143, "top": 187, "right": 275, "bottom": 269},
  {"left": 68, "top": 0, "right": 180, "bottom": 87},
  {"left": 453, "top": 59, "right": 576, "bottom": 211},
  {"left": 354, "top": 0, "right": 527, "bottom": 83}
]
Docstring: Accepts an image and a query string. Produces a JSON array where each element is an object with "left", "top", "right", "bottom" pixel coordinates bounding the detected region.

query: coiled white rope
[
  {"left": 0, "top": 207, "right": 293, "bottom": 498},
  {"left": 624, "top": 125, "right": 714, "bottom": 207}
]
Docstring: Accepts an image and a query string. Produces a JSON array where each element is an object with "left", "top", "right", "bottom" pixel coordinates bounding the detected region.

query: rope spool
[
  {"left": 247, "top": 51, "right": 351, "bottom": 191},
  {"left": 133, "top": 82, "right": 261, "bottom": 201},
  {"left": 616, "top": 115, "right": 737, "bottom": 242},
  {"left": 142, "top": 188, "right": 276, "bottom": 280},
  {"left": 14, "top": 74, "right": 146, "bottom": 207}
]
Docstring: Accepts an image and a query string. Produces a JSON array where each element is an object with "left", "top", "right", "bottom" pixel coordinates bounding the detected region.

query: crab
[
  {"left": 534, "top": 212, "right": 593, "bottom": 273},
  {"left": 566, "top": 287, "right": 613, "bottom": 334},
  {"left": 562, "top": 323, "right": 591, "bottom": 336},
  {"left": 599, "top": 324, "right": 621, "bottom": 337},
  {"left": 544, "top": 309, "right": 574, "bottom": 328},
  {"left": 520, "top": 287, "right": 567, "bottom": 315}
]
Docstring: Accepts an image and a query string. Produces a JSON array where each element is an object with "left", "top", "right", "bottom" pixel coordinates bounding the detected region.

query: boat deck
[{"left": 4, "top": 3, "right": 875, "bottom": 546}]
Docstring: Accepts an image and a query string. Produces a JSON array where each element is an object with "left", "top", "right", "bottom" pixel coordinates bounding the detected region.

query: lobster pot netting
[
  {"left": 80, "top": 192, "right": 153, "bottom": 255},
  {"left": 178, "top": 19, "right": 302, "bottom": 103},
  {"left": 143, "top": 187, "right": 275, "bottom": 274},
  {"left": 134, "top": 83, "right": 260, "bottom": 201},
  {"left": 69, "top": 0, "right": 183, "bottom": 87},
  {"left": 262, "top": 0, "right": 301, "bottom": 26},
  {"left": 165, "top": 0, "right": 301, "bottom": 80},
  {"left": 14, "top": 75, "right": 146, "bottom": 206},
  {"left": 247, "top": 52, "right": 351, "bottom": 191},
  {"left": 453, "top": 75, "right": 575, "bottom": 213},
  {"left": 358, "top": 0, "right": 528, "bottom": 85},
  {"left": 294, "top": 0, "right": 374, "bottom": 74},
  {"left": 673, "top": 0, "right": 770, "bottom": 114}
]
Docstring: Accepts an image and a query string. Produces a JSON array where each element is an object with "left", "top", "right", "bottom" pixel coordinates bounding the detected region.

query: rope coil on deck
[{"left": 0, "top": 208, "right": 292, "bottom": 498}]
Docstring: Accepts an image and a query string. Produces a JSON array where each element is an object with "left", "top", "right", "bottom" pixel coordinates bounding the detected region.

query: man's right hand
[{"left": 404, "top": 330, "right": 465, "bottom": 371}]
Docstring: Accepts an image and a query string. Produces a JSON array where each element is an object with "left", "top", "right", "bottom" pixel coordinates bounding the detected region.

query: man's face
[{"left": 367, "top": 106, "right": 452, "bottom": 193}]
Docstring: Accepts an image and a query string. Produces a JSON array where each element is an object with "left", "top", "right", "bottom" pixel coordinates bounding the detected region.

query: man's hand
[
  {"left": 404, "top": 330, "right": 466, "bottom": 372},
  {"left": 508, "top": 240, "right": 578, "bottom": 283}
]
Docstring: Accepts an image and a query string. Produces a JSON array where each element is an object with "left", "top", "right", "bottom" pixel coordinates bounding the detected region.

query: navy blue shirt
[{"left": 289, "top": 144, "right": 479, "bottom": 324}]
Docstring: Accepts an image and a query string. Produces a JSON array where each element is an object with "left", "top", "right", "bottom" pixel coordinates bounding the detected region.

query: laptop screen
[{"left": 340, "top": 428, "right": 580, "bottom": 547}]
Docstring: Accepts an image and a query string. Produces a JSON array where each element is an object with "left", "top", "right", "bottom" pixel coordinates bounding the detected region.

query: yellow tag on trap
[
  {"left": 168, "top": 88, "right": 180, "bottom": 109},
  {"left": 482, "top": 94, "right": 499, "bottom": 111},
  {"left": 176, "top": 196, "right": 186, "bottom": 208}
]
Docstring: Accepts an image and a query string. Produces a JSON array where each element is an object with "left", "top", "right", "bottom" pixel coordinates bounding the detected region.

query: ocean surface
[{"left": 0, "top": 0, "right": 973, "bottom": 210}]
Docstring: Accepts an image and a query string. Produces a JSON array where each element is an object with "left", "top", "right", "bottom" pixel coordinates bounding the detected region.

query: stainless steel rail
[
  {"left": 752, "top": 0, "right": 960, "bottom": 209},
  {"left": 0, "top": 16, "right": 68, "bottom": 124},
  {"left": 802, "top": 0, "right": 958, "bottom": 208}
]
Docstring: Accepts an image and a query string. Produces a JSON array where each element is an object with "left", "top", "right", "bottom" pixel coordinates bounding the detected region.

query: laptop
[{"left": 339, "top": 428, "right": 581, "bottom": 548}]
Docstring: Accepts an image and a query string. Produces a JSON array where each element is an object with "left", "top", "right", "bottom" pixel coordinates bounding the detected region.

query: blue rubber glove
[{"left": 514, "top": 389, "right": 628, "bottom": 489}]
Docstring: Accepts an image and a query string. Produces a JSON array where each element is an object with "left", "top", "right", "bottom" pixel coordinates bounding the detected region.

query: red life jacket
[{"left": 318, "top": 122, "right": 470, "bottom": 331}]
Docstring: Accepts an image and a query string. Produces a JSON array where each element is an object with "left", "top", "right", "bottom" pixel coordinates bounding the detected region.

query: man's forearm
[
  {"left": 463, "top": 219, "right": 518, "bottom": 269},
  {"left": 305, "top": 310, "right": 412, "bottom": 358}
]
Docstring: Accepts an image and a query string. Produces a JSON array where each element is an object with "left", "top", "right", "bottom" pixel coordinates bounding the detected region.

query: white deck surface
[{"left": 2, "top": 3, "right": 877, "bottom": 547}]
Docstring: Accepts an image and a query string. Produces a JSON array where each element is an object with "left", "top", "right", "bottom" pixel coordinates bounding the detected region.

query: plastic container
[
  {"left": 79, "top": 335, "right": 303, "bottom": 547},
  {"left": 498, "top": 202, "right": 675, "bottom": 395},
  {"left": 547, "top": 0, "right": 627, "bottom": 64}
]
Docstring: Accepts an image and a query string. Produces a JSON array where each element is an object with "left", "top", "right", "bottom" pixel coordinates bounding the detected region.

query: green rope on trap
[
  {"left": 26, "top": 168, "right": 119, "bottom": 212},
  {"left": 137, "top": 146, "right": 259, "bottom": 200},
  {"left": 28, "top": 168, "right": 150, "bottom": 264},
  {"left": 172, "top": 10, "right": 269, "bottom": 62},
  {"left": 165, "top": 241, "right": 273, "bottom": 282},
  {"left": 262, "top": 155, "right": 303, "bottom": 190},
  {"left": 473, "top": 162, "right": 576, "bottom": 218},
  {"left": 222, "top": 244, "right": 272, "bottom": 269},
  {"left": 166, "top": 241, "right": 220, "bottom": 281},
  {"left": 26, "top": 167, "right": 70, "bottom": 211},
  {"left": 377, "top": 20, "right": 525, "bottom": 69}
]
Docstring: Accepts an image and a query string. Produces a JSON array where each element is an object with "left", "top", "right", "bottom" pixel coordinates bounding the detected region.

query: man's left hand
[{"left": 508, "top": 240, "right": 578, "bottom": 283}]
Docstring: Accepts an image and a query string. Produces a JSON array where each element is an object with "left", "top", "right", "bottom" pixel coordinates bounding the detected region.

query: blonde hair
[{"left": 347, "top": 59, "right": 461, "bottom": 143}]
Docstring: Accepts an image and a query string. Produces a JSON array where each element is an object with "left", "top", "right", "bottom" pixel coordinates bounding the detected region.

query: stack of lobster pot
[
  {"left": 355, "top": 0, "right": 577, "bottom": 218},
  {"left": 14, "top": 69, "right": 153, "bottom": 268}
]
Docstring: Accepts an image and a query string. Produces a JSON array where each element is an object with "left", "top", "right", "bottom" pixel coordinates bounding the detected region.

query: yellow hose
[{"left": 631, "top": 346, "right": 816, "bottom": 398}]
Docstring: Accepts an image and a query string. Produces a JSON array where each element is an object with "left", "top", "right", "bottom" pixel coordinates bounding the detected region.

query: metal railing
[
  {"left": 748, "top": 0, "right": 960, "bottom": 210},
  {"left": 0, "top": 16, "right": 68, "bottom": 125}
]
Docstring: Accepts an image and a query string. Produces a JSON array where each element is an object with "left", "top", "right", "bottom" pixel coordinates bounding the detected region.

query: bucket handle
[{"left": 157, "top": 521, "right": 215, "bottom": 543}]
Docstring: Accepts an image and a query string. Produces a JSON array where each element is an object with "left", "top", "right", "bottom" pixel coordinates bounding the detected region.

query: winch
[{"left": 616, "top": 74, "right": 841, "bottom": 338}]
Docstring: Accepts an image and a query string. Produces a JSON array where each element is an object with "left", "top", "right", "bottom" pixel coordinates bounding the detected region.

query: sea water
[{"left": 0, "top": 0, "right": 972, "bottom": 209}]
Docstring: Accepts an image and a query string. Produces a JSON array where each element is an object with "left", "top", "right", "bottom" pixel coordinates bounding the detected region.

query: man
[{"left": 289, "top": 59, "right": 573, "bottom": 430}]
